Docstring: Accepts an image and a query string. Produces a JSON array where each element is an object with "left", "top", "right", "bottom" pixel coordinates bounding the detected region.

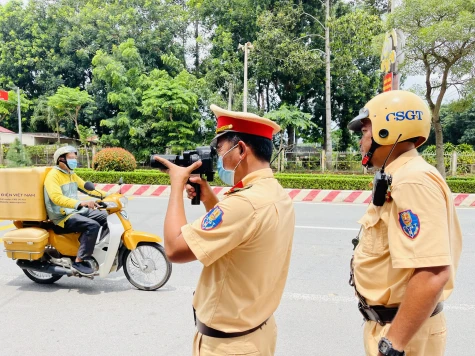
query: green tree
[
  {"left": 6, "top": 138, "right": 32, "bottom": 167},
  {"left": 47, "top": 86, "right": 94, "bottom": 140},
  {"left": 31, "top": 96, "right": 63, "bottom": 143},
  {"left": 265, "top": 104, "right": 315, "bottom": 171},
  {"left": 254, "top": 1, "right": 323, "bottom": 111},
  {"left": 93, "top": 39, "right": 206, "bottom": 159},
  {"left": 329, "top": 9, "right": 382, "bottom": 149},
  {"left": 78, "top": 124, "right": 95, "bottom": 168},
  {"left": 140, "top": 70, "right": 201, "bottom": 153},
  {"left": 388, "top": 0, "right": 475, "bottom": 177},
  {"left": 0, "top": 89, "right": 32, "bottom": 132},
  {"left": 265, "top": 104, "right": 315, "bottom": 147},
  {"left": 438, "top": 101, "right": 475, "bottom": 147}
]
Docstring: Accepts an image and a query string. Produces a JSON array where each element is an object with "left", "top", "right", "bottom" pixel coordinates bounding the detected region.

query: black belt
[
  {"left": 359, "top": 302, "right": 444, "bottom": 326},
  {"left": 193, "top": 307, "right": 269, "bottom": 338}
]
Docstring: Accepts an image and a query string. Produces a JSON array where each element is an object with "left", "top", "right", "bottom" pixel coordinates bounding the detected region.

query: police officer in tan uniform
[
  {"left": 155, "top": 105, "right": 295, "bottom": 356},
  {"left": 347, "top": 90, "right": 462, "bottom": 356}
]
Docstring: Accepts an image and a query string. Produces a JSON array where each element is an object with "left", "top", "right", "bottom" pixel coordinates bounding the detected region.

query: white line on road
[
  {"left": 0, "top": 275, "right": 474, "bottom": 312},
  {"left": 295, "top": 225, "right": 360, "bottom": 231}
]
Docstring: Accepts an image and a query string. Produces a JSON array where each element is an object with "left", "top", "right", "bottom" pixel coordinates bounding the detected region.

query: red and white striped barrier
[{"left": 94, "top": 184, "right": 475, "bottom": 207}]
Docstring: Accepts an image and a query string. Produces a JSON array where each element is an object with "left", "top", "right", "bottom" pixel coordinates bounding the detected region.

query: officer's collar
[
  {"left": 385, "top": 149, "right": 419, "bottom": 175},
  {"left": 225, "top": 168, "right": 273, "bottom": 195},
  {"left": 54, "top": 166, "right": 74, "bottom": 175},
  {"left": 240, "top": 168, "right": 274, "bottom": 186}
]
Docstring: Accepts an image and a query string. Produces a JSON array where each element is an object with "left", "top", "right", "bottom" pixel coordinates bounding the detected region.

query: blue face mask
[
  {"left": 67, "top": 159, "right": 78, "bottom": 170},
  {"left": 217, "top": 144, "right": 241, "bottom": 186}
]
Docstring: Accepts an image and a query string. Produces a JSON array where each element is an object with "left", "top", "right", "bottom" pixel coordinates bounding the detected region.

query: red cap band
[{"left": 217, "top": 116, "right": 274, "bottom": 140}]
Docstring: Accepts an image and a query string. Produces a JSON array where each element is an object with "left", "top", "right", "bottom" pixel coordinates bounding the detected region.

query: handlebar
[{"left": 96, "top": 201, "right": 108, "bottom": 209}]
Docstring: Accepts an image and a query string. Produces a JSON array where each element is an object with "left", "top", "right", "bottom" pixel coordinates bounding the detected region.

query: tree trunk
[
  {"left": 277, "top": 134, "right": 283, "bottom": 172},
  {"left": 288, "top": 126, "right": 295, "bottom": 147},
  {"left": 260, "top": 90, "right": 265, "bottom": 113},
  {"left": 85, "top": 145, "right": 91, "bottom": 168},
  {"left": 433, "top": 112, "right": 445, "bottom": 177},
  {"left": 266, "top": 83, "right": 270, "bottom": 112},
  {"left": 228, "top": 82, "right": 233, "bottom": 110},
  {"left": 74, "top": 106, "right": 81, "bottom": 139},
  {"left": 194, "top": 19, "right": 200, "bottom": 74},
  {"left": 432, "top": 65, "right": 451, "bottom": 179}
]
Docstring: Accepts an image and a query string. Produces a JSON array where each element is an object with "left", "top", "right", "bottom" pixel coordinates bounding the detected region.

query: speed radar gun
[{"left": 150, "top": 146, "right": 217, "bottom": 205}]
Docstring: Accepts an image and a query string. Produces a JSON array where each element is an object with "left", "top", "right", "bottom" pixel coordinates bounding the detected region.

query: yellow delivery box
[{"left": 0, "top": 167, "right": 51, "bottom": 221}]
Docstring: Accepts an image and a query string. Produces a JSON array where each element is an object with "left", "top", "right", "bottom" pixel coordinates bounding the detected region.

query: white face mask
[{"left": 217, "top": 144, "right": 242, "bottom": 186}]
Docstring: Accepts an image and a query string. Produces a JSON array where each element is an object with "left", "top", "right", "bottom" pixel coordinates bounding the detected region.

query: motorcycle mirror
[
  {"left": 84, "top": 181, "right": 95, "bottom": 191},
  {"left": 118, "top": 177, "right": 124, "bottom": 194},
  {"left": 84, "top": 181, "right": 104, "bottom": 200}
]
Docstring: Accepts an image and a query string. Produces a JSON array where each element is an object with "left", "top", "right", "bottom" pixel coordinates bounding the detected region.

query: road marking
[
  {"left": 295, "top": 225, "right": 360, "bottom": 231},
  {"left": 0, "top": 224, "right": 14, "bottom": 231},
  {"left": 160, "top": 285, "right": 475, "bottom": 312}
]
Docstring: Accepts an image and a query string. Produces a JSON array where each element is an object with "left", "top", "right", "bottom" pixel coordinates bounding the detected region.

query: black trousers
[{"left": 62, "top": 210, "right": 108, "bottom": 259}]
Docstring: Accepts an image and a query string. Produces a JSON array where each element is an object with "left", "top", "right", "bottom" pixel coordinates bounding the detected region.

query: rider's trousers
[{"left": 62, "top": 209, "right": 108, "bottom": 259}]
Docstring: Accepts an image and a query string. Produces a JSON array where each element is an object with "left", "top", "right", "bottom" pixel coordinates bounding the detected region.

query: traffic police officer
[
  {"left": 348, "top": 90, "right": 462, "bottom": 356},
  {"left": 155, "top": 105, "right": 295, "bottom": 356}
]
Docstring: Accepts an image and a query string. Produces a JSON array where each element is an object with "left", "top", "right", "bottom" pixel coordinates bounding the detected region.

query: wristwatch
[{"left": 378, "top": 337, "right": 405, "bottom": 356}]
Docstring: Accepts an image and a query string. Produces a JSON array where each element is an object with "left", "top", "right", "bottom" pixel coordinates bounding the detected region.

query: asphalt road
[{"left": 0, "top": 198, "right": 473, "bottom": 356}]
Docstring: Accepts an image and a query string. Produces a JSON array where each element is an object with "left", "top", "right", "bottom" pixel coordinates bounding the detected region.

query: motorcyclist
[{"left": 44, "top": 146, "right": 109, "bottom": 276}]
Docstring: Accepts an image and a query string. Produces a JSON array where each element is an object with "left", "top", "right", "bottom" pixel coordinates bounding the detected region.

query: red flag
[{"left": 0, "top": 90, "right": 8, "bottom": 101}]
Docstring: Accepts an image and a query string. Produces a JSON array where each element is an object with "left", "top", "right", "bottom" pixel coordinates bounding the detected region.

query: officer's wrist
[
  {"left": 384, "top": 331, "right": 404, "bottom": 351},
  {"left": 378, "top": 337, "right": 405, "bottom": 356}
]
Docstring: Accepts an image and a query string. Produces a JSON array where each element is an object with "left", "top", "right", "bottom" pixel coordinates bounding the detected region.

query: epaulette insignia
[{"left": 224, "top": 185, "right": 253, "bottom": 196}]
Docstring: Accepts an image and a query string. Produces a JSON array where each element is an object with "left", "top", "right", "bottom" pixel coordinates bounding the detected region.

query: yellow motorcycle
[{"left": 1, "top": 167, "right": 172, "bottom": 291}]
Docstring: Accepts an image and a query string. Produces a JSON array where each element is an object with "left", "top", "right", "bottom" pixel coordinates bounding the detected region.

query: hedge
[{"left": 72, "top": 169, "right": 475, "bottom": 193}]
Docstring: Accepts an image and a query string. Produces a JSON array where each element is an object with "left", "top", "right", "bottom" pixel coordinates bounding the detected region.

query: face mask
[
  {"left": 66, "top": 159, "right": 78, "bottom": 170},
  {"left": 217, "top": 144, "right": 241, "bottom": 186}
]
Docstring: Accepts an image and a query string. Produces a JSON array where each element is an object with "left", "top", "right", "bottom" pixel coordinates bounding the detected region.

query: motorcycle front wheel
[
  {"left": 22, "top": 269, "right": 63, "bottom": 284},
  {"left": 123, "top": 243, "right": 172, "bottom": 291}
]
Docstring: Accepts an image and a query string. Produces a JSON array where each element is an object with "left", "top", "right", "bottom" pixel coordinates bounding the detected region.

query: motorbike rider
[{"left": 44, "top": 146, "right": 109, "bottom": 276}]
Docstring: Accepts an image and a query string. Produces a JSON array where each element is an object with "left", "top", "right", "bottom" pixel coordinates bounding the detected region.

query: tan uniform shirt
[
  {"left": 182, "top": 168, "right": 295, "bottom": 332},
  {"left": 354, "top": 149, "right": 462, "bottom": 306}
]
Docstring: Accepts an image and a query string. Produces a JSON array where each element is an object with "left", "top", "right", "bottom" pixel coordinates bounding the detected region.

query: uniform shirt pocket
[{"left": 358, "top": 206, "right": 388, "bottom": 257}]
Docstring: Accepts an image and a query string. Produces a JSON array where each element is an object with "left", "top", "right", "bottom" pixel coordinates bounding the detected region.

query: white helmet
[{"left": 53, "top": 146, "right": 78, "bottom": 165}]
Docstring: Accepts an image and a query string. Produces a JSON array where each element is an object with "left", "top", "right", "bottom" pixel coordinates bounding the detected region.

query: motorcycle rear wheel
[
  {"left": 123, "top": 243, "right": 172, "bottom": 291},
  {"left": 22, "top": 269, "right": 63, "bottom": 284}
]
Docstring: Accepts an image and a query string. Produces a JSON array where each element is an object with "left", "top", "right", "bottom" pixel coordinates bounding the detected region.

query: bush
[{"left": 92, "top": 148, "right": 136, "bottom": 172}]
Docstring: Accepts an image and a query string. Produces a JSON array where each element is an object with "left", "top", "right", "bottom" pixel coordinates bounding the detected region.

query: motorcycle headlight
[{"left": 119, "top": 196, "right": 128, "bottom": 210}]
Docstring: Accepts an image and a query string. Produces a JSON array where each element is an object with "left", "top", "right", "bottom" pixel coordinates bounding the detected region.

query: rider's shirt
[
  {"left": 44, "top": 167, "right": 107, "bottom": 226},
  {"left": 353, "top": 149, "right": 462, "bottom": 306},
  {"left": 182, "top": 168, "right": 295, "bottom": 332}
]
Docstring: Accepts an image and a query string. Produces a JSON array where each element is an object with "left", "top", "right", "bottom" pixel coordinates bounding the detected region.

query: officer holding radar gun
[
  {"left": 151, "top": 105, "right": 295, "bottom": 356},
  {"left": 348, "top": 91, "right": 462, "bottom": 356}
]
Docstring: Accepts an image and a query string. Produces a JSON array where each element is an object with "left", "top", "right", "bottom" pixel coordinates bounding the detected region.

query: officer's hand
[
  {"left": 186, "top": 176, "right": 216, "bottom": 204},
  {"left": 154, "top": 156, "right": 203, "bottom": 187},
  {"left": 80, "top": 201, "right": 97, "bottom": 209}
]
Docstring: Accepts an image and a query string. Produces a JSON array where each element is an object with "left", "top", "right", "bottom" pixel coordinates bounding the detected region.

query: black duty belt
[
  {"left": 358, "top": 302, "right": 444, "bottom": 326},
  {"left": 193, "top": 307, "right": 269, "bottom": 338}
]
